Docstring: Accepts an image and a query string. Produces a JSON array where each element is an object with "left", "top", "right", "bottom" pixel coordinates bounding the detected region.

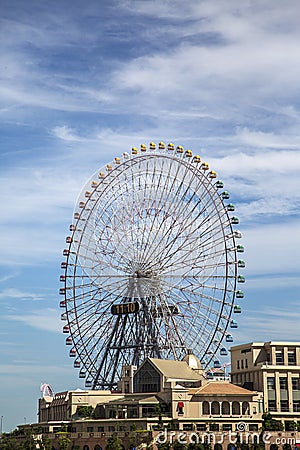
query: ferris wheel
[{"left": 59, "top": 142, "right": 245, "bottom": 389}]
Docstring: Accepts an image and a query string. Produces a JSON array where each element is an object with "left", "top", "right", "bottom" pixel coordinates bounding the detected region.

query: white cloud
[
  {"left": 4, "top": 308, "right": 61, "bottom": 333},
  {"left": 52, "top": 125, "right": 83, "bottom": 142},
  {"left": 246, "top": 275, "right": 300, "bottom": 290},
  {"left": 243, "top": 220, "right": 300, "bottom": 276},
  {"left": 233, "top": 305, "right": 300, "bottom": 344},
  {"left": 0, "top": 288, "right": 44, "bottom": 301}
]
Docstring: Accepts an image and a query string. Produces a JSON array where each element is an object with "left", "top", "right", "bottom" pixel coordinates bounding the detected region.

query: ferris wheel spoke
[
  {"left": 137, "top": 163, "right": 178, "bottom": 265},
  {"left": 144, "top": 201, "right": 224, "bottom": 272},
  {"left": 140, "top": 172, "right": 218, "bottom": 265},
  {"left": 137, "top": 157, "right": 196, "bottom": 264}
]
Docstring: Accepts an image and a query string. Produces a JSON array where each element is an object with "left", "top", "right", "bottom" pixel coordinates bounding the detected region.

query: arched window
[
  {"left": 203, "top": 401, "right": 210, "bottom": 415},
  {"left": 270, "top": 444, "right": 278, "bottom": 450},
  {"left": 214, "top": 444, "right": 223, "bottom": 450},
  {"left": 228, "top": 445, "right": 236, "bottom": 450},
  {"left": 83, "top": 446, "right": 90, "bottom": 450},
  {"left": 222, "top": 401, "right": 230, "bottom": 415},
  {"left": 242, "top": 401, "right": 249, "bottom": 415},
  {"left": 211, "top": 401, "right": 220, "bottom": 415},
  {"left": 94, "top": 446, "right": 102, "bottom": 450},
  {"left": 283, "top": 445, "right": 291, "bottom": 450},
  {"left": 232, "top": 401, "right": 240, "bottom": 415}
]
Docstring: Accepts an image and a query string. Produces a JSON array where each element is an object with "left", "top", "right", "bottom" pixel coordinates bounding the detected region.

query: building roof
[
  {"left": 230, "top": 341, "right": 300, "bottom": 351},
  {"left": 107, "top": 394, "right": 161, "bottom": 405},
  {"left": 148, "top": 358, "right": 203, "bottom": 381},
  {"left": 191, "top": 382, "right": 256, "bottom": 396}
]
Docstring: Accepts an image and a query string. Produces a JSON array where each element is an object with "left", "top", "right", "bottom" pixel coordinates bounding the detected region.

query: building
[
  {"left": 230, "top": 341, "right": 300, "bottom": 429},
  {"left": 37, "top": 355, "right": 262, "bottom": 437},
  {"left": 10, "top": 343, "right": 300, "bottom": 449}
]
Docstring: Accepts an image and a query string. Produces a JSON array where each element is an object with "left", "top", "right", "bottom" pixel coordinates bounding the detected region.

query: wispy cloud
[
  {"left": 233, "top": 305, "right": 300, "bottom": 344},
  {"left": 0, "top": 288, "right": 44, "bottom": 301},
  {"left": 4, "top": 308, "right": 60, "bottom": 333}
]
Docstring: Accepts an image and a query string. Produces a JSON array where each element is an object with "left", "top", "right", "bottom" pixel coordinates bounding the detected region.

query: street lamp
[{"left": 0, "top": 415, "right": 3, "bottom": 434}]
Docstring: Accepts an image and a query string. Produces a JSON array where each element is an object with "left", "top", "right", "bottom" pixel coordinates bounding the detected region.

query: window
[
  {"left": 223, "top": 424, "right": 232, "bottom": 431},
  {"left": 87, "top": 427, "right": 94, "bottom": 432},
  {"left": 280, "top": 378, "right": 288, "bottom": 390},
  {"left": 241, "top": 360, "right": 244, "bottom": 369},
  {"left": 108, "top": 426, "right": 115, "bottom": 432},
  {"left": 280, "top": 400, "right": 289, "bottom": 412},
  {"left": 202, "top": 401, "right": 210, "bottom": 415},
  {"left": 293, "top": 401, "right": 300, "bottom": 412},
  {"left": 183, "top": 424, "right": 193, "bottom": 431},
  {"left": 232, "top": 401, "right": 240, "bottom": 415},
  {"left": 237, "top": 360, "right": 240, "bottom": 370},
  {"left": 245, "top": 359, "right": 248, "bottom": 368},
  {"left": 249, "top": 424, "right": 258, "bottom": 431},
  {"left": 221, "top": 401, "right": 230, "bottom": 415},
  {"left": 177, "top": 402, "right": 184, "bottom": 415},
  {"left": 292, "top": 378, "right": 300, "bottom": 390},
  {"left": 210, "top": 423, "right": 219, "bottom": 431},
  {"left": 197, "top": 424, "right": 207, "bottom": 431},
  {"left": 109, "top": 409, "right": 116, "bottom": 419},
  {"left": 142, "top": 407, "right": 155, "bottom": 418},
  {"left": 267, "top": 377, "right": 275, "bottom": 390},
  {"left": 211, "top": 401, "right": 220, "bottom": 415},
  {"left": 242, "top": 401, "right": 250, "bottom": 415},
  {"left": 128, "top": 407, "right": 138, "bottom": 418},
  {"left": 97, "top": 426, "right": 104, "bottom": 432},
  {"left": 276, "top": 350, "right": 284, "bottom": 365},
  {"left": 133, "top": 361, "right": 161, "bottom": 392},
  {"left": 268, "top": 400, "right": 276, "bottom": 412},
  {"left": 288, "top": 348, "right": 296, "bottom": 365}
]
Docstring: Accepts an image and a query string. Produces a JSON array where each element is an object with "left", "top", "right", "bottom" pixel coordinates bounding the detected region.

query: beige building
[
  {"left": 38, "top": 355, "right": 262, "bottom": 435},
  {"left": 230, "top": 341, "right": 300, "bottom": 428},
  {"left": 14, "top": 346, "right": 300, "bottom": 449}
]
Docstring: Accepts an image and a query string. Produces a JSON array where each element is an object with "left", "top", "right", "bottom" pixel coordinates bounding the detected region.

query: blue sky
[{"left": 1, "top": 0, "right": 300, "bottom": 432}]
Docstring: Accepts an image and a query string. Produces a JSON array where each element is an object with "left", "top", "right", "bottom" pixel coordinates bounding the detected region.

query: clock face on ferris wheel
[{"left": 59, "top": 142, "right": 245, "bottom": 389}]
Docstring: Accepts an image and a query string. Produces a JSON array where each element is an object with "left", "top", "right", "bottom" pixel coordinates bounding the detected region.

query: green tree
[
  {"left": 105, "top": 434, "right": 123, "bottom": 450},
  {"left": 173, "top": 439, "right": 189, "bottom": 449},
  {"left": 156, "top": 443, "right": 171, "bottom": 450},
  {"left": 0, "top": 433, "right": 23, "bottom": 450},
  {"left": 76, "top": 405, "right": 94, "bottom": 418},
  {"left": 36, "top": 434, "right": 53, "bottom": 450},
  {"left": 58, "top": 433, "right": 71, "bottom": 450},
  {"left": 262, "top": 413, "right": 284, "bottom": 431}
]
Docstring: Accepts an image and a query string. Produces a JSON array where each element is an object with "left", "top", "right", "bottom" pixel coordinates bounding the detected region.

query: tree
[
  {"left": 173, "top": 440, "right": 188, "bottom": 449},
  {"left": 58, "top": 433, "right": 71, "bottom": 450},
  {"left": 0, "top": 433, "right": 23, "bottom": 450},
  {"left": 105, "top": 434, "right": 123, "bottom": 450},
  {"left": 36, "top": 434, "right": 53, "bottom": 450},
  {"left": 76, "top": 405, "right": 94, "bottom": 418},
  {"left": 156, "top": 443, "right": 171, "bottom": 450},
  {"left": 262, "top": 413, "right": 284, "bottom": 431}
]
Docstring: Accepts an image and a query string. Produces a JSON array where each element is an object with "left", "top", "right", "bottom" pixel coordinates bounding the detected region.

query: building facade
[
  {"left": 10, "top": 342, "right": 300, "bottom": 449},
  {"left": 231, "top": 341, "right": 300, "bottom": 428}
]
